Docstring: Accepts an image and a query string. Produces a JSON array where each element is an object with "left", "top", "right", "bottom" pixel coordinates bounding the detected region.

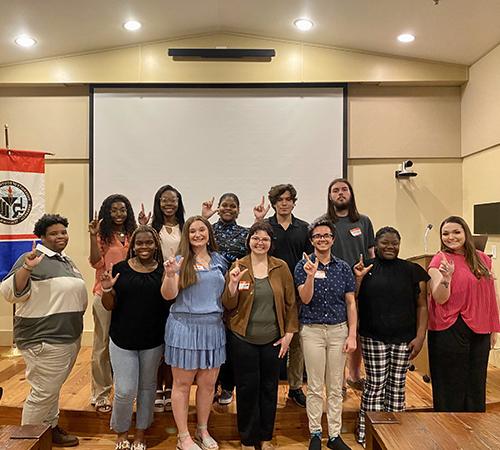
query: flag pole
[{"left": 2, "top": 125, "right": 22, "bottom": 357}]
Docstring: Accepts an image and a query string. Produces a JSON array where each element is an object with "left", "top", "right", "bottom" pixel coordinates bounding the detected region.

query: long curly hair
[{"left": 98, "top": 194, "right": 137, "bottom": 246}]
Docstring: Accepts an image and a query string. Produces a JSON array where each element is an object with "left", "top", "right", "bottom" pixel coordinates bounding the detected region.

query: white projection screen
[{"left": 92, "top": 85, "right": 346, "bottom": 226}]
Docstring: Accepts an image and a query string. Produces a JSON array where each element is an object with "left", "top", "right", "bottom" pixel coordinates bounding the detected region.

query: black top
[
  {"left": 110, "top": 260, "right": 168, "bottom": 350},
  {"left": 267, "top": 214, "right": 313, "bottom": 274},
  {"left": 358, "top": 257, "right": 430, "bottom": 344}
]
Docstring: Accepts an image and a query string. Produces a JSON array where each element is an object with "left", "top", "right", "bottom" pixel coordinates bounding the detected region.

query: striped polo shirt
[{"left": 0, "top": 244, "right": 88, "bottom": 349}]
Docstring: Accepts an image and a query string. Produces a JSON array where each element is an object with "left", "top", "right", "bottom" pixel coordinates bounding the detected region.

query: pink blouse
[
  {"left": 91, "top": 235, "right": 129, "bottom": 296},
  {"left": 428, "top": 251, "right": 500, "bottom": 333}
]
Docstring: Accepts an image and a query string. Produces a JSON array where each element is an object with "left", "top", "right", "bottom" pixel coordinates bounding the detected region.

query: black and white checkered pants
[{"left": 357, "top": 336, "right": 411, "bottom": 442}]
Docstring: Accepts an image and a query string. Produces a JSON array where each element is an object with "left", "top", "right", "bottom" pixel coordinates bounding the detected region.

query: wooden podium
[{"left": 407, "top": 254, "right": 433, "bottom": 381}]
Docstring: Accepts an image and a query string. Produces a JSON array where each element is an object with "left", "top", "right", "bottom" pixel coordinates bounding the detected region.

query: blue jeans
[{"left": 109, "top": 339, "right": 163, "bottom": 433}]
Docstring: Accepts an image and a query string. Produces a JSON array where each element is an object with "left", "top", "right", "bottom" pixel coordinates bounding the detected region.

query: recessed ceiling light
[
  {"left": 294, "top": 18, "right": 314, "bottom": 31},
  {"left": 15, "top": 35, "right": 36, "bottom": 48},
  {"left": 397, "top": 33, "right": 415, "bottom": 43},
  {"left": 123, "top": 20, "right": 142, "bottom": 31}
]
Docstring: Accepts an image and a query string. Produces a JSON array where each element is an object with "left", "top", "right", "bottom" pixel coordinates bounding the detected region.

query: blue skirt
[{"left": 165, "top": 312, "right": 226, "bottom": 370}]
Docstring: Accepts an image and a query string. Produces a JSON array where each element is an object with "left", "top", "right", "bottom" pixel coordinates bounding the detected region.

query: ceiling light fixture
[
  {"left": 397, "top": 33, "right": 415, "bottom": 43},
  {"left": 15, "top": 35, "right": 37, "bottom": 48},
  {"left": 294, "top": 18, "right": 314, "bottom": 31},
  {"left": 123, "top": 20, "right": 142, "bottom": 31}
]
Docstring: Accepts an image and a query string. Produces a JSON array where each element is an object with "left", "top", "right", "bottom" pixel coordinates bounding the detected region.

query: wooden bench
[
  {"left": 366, "top": 411, "right": 500, "bottom": 450},
  {"left": 0, "top": 424, "right": 51, "bottom": 450}
]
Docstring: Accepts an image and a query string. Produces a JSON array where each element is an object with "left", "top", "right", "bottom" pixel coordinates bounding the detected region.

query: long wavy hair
[
  {"left": 440, "top": 216, "right": 490, "bottom": 279},
  {"left": 98, "top": 194, "right": 137, "bottom": 246},
  {"left": 126, "top": 225, "right": 164, "bottom": 265},
  {"left": 326, "top": 178, "right": 360, "bottom": 223},
  {"left": 177, "top": 216, "right": 218, "bottom": 290},
  {"left": 151, "top": 185, "right": 185, "bottom": 233}
]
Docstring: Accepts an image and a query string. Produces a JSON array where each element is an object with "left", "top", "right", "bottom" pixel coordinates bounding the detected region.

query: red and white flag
[{"left": 0, "top": 149, "right": 47, "bottom": 279}]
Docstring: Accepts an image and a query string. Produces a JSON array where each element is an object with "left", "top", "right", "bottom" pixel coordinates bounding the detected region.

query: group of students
[{"left": 1, "top": 178, "right": 499, "bottom": 450}]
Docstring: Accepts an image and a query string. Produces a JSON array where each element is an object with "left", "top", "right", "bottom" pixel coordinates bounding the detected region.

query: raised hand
[
  {"left": 24, "top": 241, "right": 45, "bottom": 269},
  {"left": 353, "top": 254, "right": 373, "bottom": 279},
  {"left": 201, "top": 196, "right": 218, "bottom": 219},
  {"left": 229, "top": 259, "right": 249, "bottom": 284},
  {"left": 438, "top": 252, "right": 455, "bottom": 279},
  {"left": 303, "top": 252, "right": 319, "bottom": 278},
  {"left": 101, "top": 263, "right": 120, "bottom": 290},
  {"left": 164, "top": 256, "right": 184, "bottom": 278},
  {"left": 88, "top": 211, "right": 102, "bottom": 236},
  {"left": 138, "top": 203, "right": 151, "bottom": 225},
  {"left": 253, "top": 195, "right": 270, "bottom": 221}
]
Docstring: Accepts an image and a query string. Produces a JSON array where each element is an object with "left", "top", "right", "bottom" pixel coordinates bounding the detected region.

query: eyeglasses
[
  {"left": 311, "top": 233, "right": 334, "bottom": 240},
  {"left": 250, "top": 236, "right": 272, "bottom": 244}
]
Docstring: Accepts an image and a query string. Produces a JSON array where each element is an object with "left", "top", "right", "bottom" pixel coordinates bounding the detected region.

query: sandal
[
  {"left": 154, "top": 390, "right": 165, "bottom": 413},
  {"left": 194, "top": 424, "right": 219, "bottom": 450},
  {"left": 131, "top": 442, "right": 147, "bottom": 450},
  {"left": 164, "top": 388, "right": 172, "bottom": 411},
  {"left": 95, "top": 398, "right": 112, "bottom": 413},
  {"left": 115, "top": 440, "right": 131, "bottom": 450},
  {"left": 177, "top": 431, "right": 202, "bottom": 450}
]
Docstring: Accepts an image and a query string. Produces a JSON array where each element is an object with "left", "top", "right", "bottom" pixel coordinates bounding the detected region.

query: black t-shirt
[
  {"left": 109, "top": 260, "right": 168, "bottom": 350},
  {"left": 267, "top": 214, "right": 313, "bottom": 274},
  {"left": 358, "top": 257, "right": 430, "bottom": 344}
]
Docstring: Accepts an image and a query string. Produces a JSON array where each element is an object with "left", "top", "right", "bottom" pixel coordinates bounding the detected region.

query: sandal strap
[{"left": 195, "top": 427, "right": 218, "bottom": 450}]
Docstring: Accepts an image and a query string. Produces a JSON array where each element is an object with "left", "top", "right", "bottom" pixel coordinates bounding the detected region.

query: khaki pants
[
  {"left": 287, "top": 332, "right": 304, "bottom": 390},
  {"left": 91, "top": 294, "right": 113, "bottom": 403},
  {"left": 21, "top": 338, "right": 80, "bottom": 427},
  {"left": 300, "top": 323, "right": 347, "bottom": 437}
]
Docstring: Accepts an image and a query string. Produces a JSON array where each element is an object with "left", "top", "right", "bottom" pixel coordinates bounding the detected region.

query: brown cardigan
[{"left": 222, "top": 254, "right": 299, "bottom": 338}]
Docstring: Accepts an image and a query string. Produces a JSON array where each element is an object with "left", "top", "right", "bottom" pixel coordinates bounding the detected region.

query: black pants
[
  {"left": 229, "top": 332, "right": 281, "bottom": 446},
  {"left": 219, "top": 328, "right": 235, "bottom": 391},
  {"left": 428, "top": 315, "right": 490, "bottom": 412}
]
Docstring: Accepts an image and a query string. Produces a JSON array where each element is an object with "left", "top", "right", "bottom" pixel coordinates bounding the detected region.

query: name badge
[
  {"left": 350, "top": 227, "right": 362, "bottom": 237},
  {"left": 238, "top": 281, "right": 250, "bottom": 290},
  {"left": 314, "top": 271, "right": 326, "bottom": 279}
]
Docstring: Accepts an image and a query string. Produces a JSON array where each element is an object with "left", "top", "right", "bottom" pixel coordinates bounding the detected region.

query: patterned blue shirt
[
  {"left": 212, "top": 220, "right": 248, "bottom": 263},
  {"left": 294, "top": 254, "right": 355, "bottom": 325}
]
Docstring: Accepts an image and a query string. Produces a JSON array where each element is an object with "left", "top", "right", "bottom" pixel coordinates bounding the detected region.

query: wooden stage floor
[{"left": 1, "top": 347, "right": 500, "bottom": 449}]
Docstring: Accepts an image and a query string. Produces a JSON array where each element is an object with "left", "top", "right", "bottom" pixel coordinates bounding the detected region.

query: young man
[
  {"left": 254, "top": 184, "right": 313, "bottom": 408},
  {"left": 322, "top": 178, "right": 375, "bottom": 391}
]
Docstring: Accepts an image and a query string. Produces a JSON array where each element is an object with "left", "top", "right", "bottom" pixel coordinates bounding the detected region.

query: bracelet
[
  {"left": 102, "top": 287, "right": 113, "bottom": 293},
  {"left": 21, "top": 263, "right": 33, "bottom": 272}
]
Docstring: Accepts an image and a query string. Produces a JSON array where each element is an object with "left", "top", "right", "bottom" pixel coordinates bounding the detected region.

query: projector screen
[{"left": 92, "top": 85, "right": 346, "bottom": 226}]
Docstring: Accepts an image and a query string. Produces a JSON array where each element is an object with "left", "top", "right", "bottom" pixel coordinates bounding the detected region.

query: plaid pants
[{"left": 357, "top": 336, "right": 411, "bottom": 442}]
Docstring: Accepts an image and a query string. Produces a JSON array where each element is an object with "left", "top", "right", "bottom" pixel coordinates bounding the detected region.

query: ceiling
[{"left": 1, "top": 0, "right": 500, "bottom": 67}]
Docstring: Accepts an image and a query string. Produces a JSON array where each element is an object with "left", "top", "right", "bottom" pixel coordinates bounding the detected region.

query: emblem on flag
[{"left": 0, "top": 180, "right": 33, "bottom": 225}]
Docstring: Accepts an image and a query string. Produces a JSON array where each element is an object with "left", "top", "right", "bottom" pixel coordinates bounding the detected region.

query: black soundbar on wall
[{"left": 167, "top": 48, "right": 276, "bottom": 61}]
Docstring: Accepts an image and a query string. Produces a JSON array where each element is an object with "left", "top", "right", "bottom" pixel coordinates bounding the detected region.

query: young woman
[
  {"left": 353, "top": 226, "right": 429, "bottom": 445},
  {"left": 294, "top": 219, "right": 357, "bottom": 450},
  {"left": 89, "top": 194, "right": 137, "bottom": 413},
  {"left": 427, "top": 216, "right": 500, "bottom": 412},
  {"left": 223, "top": 221, "right": 298, "bottom": 450},
  {"left": 202, "top": 193, "right": 248, "bottom": 405},
  {"left": 101, "top": 225, "right": 167, "bottom": 450},
  {"left": 162, "top": 216, "right": 228, "bottom": 450},
  {"left": 140, "top": 184, "right": 186, "bottom": 413}
]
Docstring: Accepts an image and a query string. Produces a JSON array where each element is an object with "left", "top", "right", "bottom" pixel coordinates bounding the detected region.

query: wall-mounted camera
[{"left": 395, "top": 160, "right": 418, "bottom": 179}]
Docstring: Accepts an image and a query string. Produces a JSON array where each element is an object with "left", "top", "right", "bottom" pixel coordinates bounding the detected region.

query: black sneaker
[
  {"left": 52, "top": 425, "right": 79, "bottom": 447},
  {"left": 218, "top": 388, "right": 234, "bottom": 405},
  {"left": 288, "top": 388, "right": 306, "bottom": 408},
  {"left": 308, "top": 435, "right": 322, "bottom": 450},
  {"left": 327, "top": 435, "right": 350, "bottom": 450}
]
